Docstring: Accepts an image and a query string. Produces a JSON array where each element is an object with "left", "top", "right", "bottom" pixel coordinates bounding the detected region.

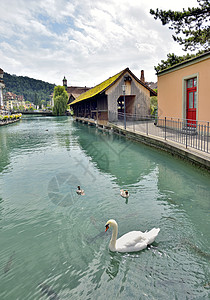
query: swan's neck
[{"left": 109, "top": 223, "right": 118, "bottom": 251}]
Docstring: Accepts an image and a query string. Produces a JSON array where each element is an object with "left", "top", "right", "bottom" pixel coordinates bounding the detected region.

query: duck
[
  {"left": 76, "top": 186, "right": 85, "bottom": 195},
  {"left": 120, "top": 189, "right": 129, "bottom": 198},
  {"left": 105, "top": 219, "right": 160, "bottom": 253}
]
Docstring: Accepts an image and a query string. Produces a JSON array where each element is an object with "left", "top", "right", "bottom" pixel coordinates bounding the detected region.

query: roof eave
[
  {"left": 157, "top": 51, "right": 210, "bottom": 76},
  {"left": 101, "top": 67, "right": 129, "bottom": 94}
]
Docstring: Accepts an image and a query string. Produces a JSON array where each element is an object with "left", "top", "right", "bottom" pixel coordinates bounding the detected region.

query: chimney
[{"left": 140, "top": 70, "right": 145, "bottom": 83}]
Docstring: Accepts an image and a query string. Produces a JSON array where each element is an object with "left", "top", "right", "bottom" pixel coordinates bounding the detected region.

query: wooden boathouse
[{"left": 70, "top": 68, "right": 156, "bottom": 125}]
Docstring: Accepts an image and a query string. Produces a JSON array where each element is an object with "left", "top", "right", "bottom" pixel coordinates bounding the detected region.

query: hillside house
[{"left": 4, "top": 92, "right": 26, "bottom": 111}]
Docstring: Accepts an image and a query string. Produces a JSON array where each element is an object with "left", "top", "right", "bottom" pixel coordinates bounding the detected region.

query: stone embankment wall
[
  {"left": 0, "top": 114, "right": 22, "bottom": 126},
  {"left": 0, "top": 118, "right": 21, "bottom": 126}
]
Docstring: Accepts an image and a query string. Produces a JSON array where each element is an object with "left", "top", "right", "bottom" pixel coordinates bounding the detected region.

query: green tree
[
  {"left": 150, "top": 95, "right": 158, "bottom": 116},
  {"left": 40, "top": 100, "right": 46, "bottom": 109},
  {"left": 12, "top": 106, "right": 18, "bottom": 112},
  {"left": 154, "top": 50, "right": 207, "bottom": 73},
  {"left": 4, "top": 72, "right": 55, "bottom": 103},
  {"left": 19, "top": 105, "right": 25, "bottom": 111},
  {"left": 52, "top": 86, "right": 68, "bottom": 116},
  {"left": 150, "top": 0, "right": 210, "bottom": 51},
  {"left": 34, "top": 92, "right": 39, "bottom": 107}
]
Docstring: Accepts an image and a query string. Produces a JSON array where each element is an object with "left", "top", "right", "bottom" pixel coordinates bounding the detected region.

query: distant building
[
  {"left": 70, "top": 68, "right": 156, "bottom": 125},
  {"left": 0, "top": 68, "right": 5, "bottom": 110},
  {"left": 4, "top": 91, "right": 26, "bottom": 111},
  {"left": 25, "top": 102, "right": 36, "bottom": 110},
  {"left": 51, "top": 77, "right": 91, "bottom": 107},
  {"left": 146, "top": 82, "right": 157, "bottom": 90},
  {"left": 62, "top": 76, "right": 91, "bottom": 104}
]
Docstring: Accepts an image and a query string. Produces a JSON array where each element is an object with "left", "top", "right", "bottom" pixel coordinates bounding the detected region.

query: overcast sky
[{"left": 0, "top": 0, "right": 199, "bottom": 87}]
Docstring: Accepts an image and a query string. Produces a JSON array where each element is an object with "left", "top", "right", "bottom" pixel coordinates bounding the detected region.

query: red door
[{"left": 186, "top": 78, "right": 197, "bottom": 127}]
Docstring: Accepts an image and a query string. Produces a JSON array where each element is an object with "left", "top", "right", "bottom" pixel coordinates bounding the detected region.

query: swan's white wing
[
  {"left": 116, "top": 231, "right": 148, "bottom": 252},
  {"left": 143, "top": 228, "right": 160, "bottom": 244},
  {"left": 115, "top": 228, "right": 160, "bottom": 252}
]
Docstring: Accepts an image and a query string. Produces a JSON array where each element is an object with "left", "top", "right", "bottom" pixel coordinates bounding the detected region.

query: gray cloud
[{"left": 0, "top": 0, "right": 198, "bottom": 86}]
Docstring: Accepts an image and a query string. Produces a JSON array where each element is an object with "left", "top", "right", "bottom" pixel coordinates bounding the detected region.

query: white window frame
[{"left": 182, "top": 73, "right": 199, "bottom": 120}]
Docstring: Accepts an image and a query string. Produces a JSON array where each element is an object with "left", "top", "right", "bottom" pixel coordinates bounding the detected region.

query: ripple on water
[{"left": 0, "top": 116, "right": 210, "bottom": 299}]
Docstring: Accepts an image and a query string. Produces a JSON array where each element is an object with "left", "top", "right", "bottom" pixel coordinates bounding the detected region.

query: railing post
[
  {"left": 146, "top": 117, "right": 148, "bottom": 135},
  {"left": 207, "top": 122, "right": 209, "bottom": 153},
  {"left": 164, "top": 117, "right": 166, "bottom": 140},
  {"left": 201, "top": 124, "right": 204, "bottom": 151},
  {"left": 204, "top": 125, "right": 206, "bottom": 152},
  {"left": 186, "top": 120, "right": 188, "bottom": 149}
]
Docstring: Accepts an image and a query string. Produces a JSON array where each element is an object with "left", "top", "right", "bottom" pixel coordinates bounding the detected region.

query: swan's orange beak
[{"left": 105, "top": 224, "right": 109, "bottom": 232}]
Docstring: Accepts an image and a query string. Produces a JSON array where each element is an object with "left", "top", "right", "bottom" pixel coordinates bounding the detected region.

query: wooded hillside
[{"left": 4, "top": 72, "right": 55, "bottom": 103}]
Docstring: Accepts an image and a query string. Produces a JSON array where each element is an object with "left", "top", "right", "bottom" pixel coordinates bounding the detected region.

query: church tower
[{"left": 63, "top": 76, "right": 67, "bottom": 90}]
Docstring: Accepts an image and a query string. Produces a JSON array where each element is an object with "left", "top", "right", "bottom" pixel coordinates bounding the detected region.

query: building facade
[
  {"left": 0, "top": 68, "right": 5, "bottom": 110},
  {"left": 157, "top": 51, "right": 210, "bottom": 124},
  {"left": 70, "top": 68, "right": 156, "bottom": 125},
  {"left": 4, "top": 92, "right": 26, "bottom": 111},
  {"left": 62, "top": 76, "right": 91, "bottom": 104}
]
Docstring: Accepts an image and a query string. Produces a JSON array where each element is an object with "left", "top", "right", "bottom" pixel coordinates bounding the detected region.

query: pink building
[{"left": 157, "top": 51, "right": 210, "bottom": 125}]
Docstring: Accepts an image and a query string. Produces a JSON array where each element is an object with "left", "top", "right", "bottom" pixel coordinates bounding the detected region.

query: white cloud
[{"left": 0, "top": 0, "right": 199, "bottom": 86}]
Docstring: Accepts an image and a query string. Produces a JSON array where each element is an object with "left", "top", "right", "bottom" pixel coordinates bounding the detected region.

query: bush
[{"left": 150, "top": 96, "right": 158, "bottom": 116}]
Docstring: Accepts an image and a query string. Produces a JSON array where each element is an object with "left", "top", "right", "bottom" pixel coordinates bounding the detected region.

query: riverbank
[
  {"left": 0, "top": 118, "right": 21, "bottom": 126},
  {"left": 0, "top": 113, "right": 22, "bottom": 126},
  {"left": 112, "top": 124, "right": 210, "bottom": 172},
  {"left": 74, "top": 116, "right": 210, "bottom": 172}
]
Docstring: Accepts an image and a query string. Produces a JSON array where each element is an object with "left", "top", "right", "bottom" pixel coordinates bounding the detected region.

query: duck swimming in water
[
  {"left": 120, "top": 189, "right": 129, "bottom": 198},
  {"left": 76, "top": 186, "right": 85, "bottom": 195}
]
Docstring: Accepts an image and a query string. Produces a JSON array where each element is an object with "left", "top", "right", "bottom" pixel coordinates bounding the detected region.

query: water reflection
[
  {"left": 4, "top": 251, "right": 15, "bottom": 274},
  {"left": 0, "top": 117, "right": 52, "bottom": 172},
  {"left": 0, "top": 197, "right": 3, "bottom": 220},
  {"left": 0, "top": 116, "right": 75, "bottom": 174},
  {"left": 106, "top": 252, "right": 121, "bottom": 280},
  {"left": 157, "top": 160, "right": 210, "bottom": 241},
  {"left": 0, "top": 130, "right": 10, "bottom": 172},
  {"left": 74, "top": 123, "right": 156, "bottom": 186}
]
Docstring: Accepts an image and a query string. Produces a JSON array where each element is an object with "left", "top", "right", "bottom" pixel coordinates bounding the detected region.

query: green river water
[{"left": 0, "top": 116, "right": 209, "bottom": 299}]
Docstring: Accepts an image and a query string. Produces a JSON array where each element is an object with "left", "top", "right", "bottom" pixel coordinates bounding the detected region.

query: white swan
[
  {"left": 105, "top": 219, "right": 160, "bottom": 252},
  {"left": 120, "top": 189, "right": 129, "bottom": 198}
]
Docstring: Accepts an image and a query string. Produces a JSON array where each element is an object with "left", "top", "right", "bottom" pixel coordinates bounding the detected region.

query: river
[{"left": 0, "top": 116, "right": 209, "bottom": 299}]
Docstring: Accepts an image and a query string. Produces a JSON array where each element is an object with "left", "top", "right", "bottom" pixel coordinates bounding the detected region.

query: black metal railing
[{"left": 113, "top": 113, "right": 210, "bottom": 154}]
